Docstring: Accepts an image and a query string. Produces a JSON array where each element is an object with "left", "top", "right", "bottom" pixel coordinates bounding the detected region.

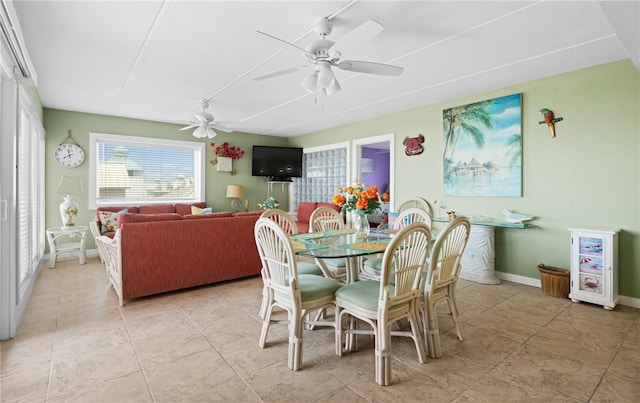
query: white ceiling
[{"left": 11, "top": 1, "right": 640, "bottom": 138}]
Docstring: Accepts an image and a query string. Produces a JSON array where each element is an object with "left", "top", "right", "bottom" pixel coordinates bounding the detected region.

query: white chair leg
[
  {"left": 425, "top": 300, "right": 441, "bottom": 358},
  {"left": 447, "top": 296, "right": 464, "bottom": 341},
  {"left": 289, "top": 308, "right": 303, "bottom": 371},
  {"left": 259, "top": 304, "right": 273, "bottom": 348},
  {"left": 375, "top": 322, "right": 392, "bottom": 386},
  {"left": 408, "top": 304, "right": 426, "bottom": 363},
  {"left": 259, "top": 286, "right": 271, "bottom": 320}
]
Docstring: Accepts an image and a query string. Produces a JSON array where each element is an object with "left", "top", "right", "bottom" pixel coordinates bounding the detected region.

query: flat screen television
[{"left": 251, "top": 145, "right": 303, "bottom": 181}]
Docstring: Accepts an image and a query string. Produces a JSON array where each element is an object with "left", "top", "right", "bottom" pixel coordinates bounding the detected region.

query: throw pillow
[
  {"left": 99, "top": 209, "right": 127, "bottom": 233},
  {"left": 191, "top": 205, "right": 212, "bottom": 215}
]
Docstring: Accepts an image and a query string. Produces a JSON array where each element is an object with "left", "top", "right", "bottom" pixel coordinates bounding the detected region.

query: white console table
[{"left": 433, "top": 217, "right": 535, "bottom": 285}]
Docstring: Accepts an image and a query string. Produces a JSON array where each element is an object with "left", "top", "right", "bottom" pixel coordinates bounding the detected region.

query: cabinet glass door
[{"left": 577, "top": 236, "right": 603, "bottom": 295}]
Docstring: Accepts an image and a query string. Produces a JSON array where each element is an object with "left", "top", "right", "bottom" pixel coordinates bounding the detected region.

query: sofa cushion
[
  {"left": 117, "top": 213, "right": 182, "bottom": 227},
  {"left": 183, "top": 212, "right": 233, "bottom": 220},
  {"left": 99, "top": 209, "right": 128, "bottom": 233},
  {"left": 296, "top": 202, "right": 317, "bottom": 223},
  {"left": 232, "top": 211, "right": 263, "bottom": 217},
  {"left": 175, "top": 202, "right": 207, "bottom": 216},
  {"left": 138, "top": 204, "right": 175, "bottom": 214},
  {"left": 191, "top": 205, "right": 212, "bottom": 215},
  {"left": 95, "top": 206, "right": 138, "bottom": 221}
]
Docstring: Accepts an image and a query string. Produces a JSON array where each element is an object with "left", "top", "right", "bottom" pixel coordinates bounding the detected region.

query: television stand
[
  {"left": 266, "top": 180, "right": 291, "bottom": 199},
  {"left": 267, "top": 176, "right": 292, "bottom": 182}
]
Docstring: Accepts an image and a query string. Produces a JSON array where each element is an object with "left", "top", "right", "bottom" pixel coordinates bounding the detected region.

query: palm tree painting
[{"left": 442, "top": 93, "right": 522, "bottom": 197}]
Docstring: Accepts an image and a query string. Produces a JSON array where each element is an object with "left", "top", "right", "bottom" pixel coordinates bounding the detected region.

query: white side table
[{"left": 46, "top": 226, "right": 88, "bottom": 268}]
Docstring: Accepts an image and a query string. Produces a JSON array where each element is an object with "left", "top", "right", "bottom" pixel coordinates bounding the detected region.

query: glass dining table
[{"left": 290, "top": 228, "right": 395, "bottom": 283}]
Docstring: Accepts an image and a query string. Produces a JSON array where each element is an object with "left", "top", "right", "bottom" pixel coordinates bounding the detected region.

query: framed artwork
[
  {"left": 442, "top": 93, "right": 522, "bottom": 197},
  {"left": 361, "top": 157, "right": 374, "bottom": 173}
]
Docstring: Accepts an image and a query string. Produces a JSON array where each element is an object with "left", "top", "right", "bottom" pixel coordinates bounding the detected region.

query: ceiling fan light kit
[
  {"left": 255, "top": 16, "right": 404, "bottom": 97},
  {"left": 180, "top": 100, "right": 232, "bottom": 139},
  {"left": 192, "top": 125, "right": 216, "bottom": 139}
]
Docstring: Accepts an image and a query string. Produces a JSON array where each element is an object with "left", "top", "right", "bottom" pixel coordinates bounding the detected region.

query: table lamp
[
  {"left": 226, "top": 184, "right": 245, "bottom": 212},
  {"left": 56, "top": 176, "right": 84, "bottom": 229}
]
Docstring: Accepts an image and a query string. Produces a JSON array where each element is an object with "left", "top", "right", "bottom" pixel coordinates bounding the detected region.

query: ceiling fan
[
  {"left": 179, "top": 101, "right": 233, "bottom": 139},
  {"left": 255, "top": 17, "right": 404, "bottom": 95}
]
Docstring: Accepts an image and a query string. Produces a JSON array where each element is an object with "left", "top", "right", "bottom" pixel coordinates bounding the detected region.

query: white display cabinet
[{"left": 569, "top": 227, "right": 619, "bottom": 310}]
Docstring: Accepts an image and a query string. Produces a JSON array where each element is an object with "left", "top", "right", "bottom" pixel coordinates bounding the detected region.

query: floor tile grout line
[
  {"left": 170, "top": 294, "right": 266, "bottom": 403},
  {"left": 116, "top": 285, "right": 157, "bottom": 403},
  {"left": 44, "top": 262, "right": 64, "bottom": 403}
]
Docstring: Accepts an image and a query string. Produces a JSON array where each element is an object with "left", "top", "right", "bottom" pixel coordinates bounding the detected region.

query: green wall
[
  {"left": 43, "top": 110, "right": 289, "bottom": 251},
  {"left": 289, "top": 60, "right": 640, "bottom": 299}
]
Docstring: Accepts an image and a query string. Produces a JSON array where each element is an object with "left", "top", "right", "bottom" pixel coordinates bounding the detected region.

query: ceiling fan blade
[
  {"left": 328, "top": 20, "right": 384, "bottom": 56},
  {"left": 254, "top": 65, "right": 310, "bottom": 81},
  {"left": 179, "top": 124, "right": 197, "bottom": 131},
  {"left": 335, "top": 60, "right": 404, "bottom": 76},
  {"left": 256, "top": 30, "right": 315, "bottom": 59},
  {"left": 210, "top": 123, "right": 233, "bottom": 133}
]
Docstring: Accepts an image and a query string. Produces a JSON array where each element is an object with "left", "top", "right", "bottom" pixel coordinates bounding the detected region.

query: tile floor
[{"left": 1, "top": 256, "right": 639, "bottom": 402}]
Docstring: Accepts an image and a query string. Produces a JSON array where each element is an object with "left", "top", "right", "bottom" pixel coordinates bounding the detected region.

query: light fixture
[
  {"left": 55, "top": 176, "right": 84, "bottom": 229},
  {"left": 193, "top": 125, "right": 217, "bottom": 139},
  {"left": 226, "top": 184, "right": 245, "bottom": 212},
  {"left": 316, "top": 61, "right": 334, "bottom": 89},
  {"left": 301, "top": 61, "right": 341, "bottom": 96},
  {"left": 324, "top": 77, "right": 341, "bottom": 95},
  {"left": 301, "top": 70, "right": 319, "bottom": 93}
]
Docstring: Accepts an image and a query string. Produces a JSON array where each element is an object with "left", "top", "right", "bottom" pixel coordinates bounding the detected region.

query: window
[
  {"left": 292, "top": 142, "right": 349, "bottom": 212},
  {"left": 89, "top": 133, "right": 205, "bottom": 209},
  {"left": 17, "top": 89, "right": 45, "bottom": 296}
]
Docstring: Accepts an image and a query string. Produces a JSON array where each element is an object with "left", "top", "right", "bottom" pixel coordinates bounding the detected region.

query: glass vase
[{"left": 354, "top": 210, "right": 370, "bottom": 239}]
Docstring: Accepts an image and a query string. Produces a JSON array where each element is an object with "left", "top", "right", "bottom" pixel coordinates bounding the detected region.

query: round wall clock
[{"left": 54, "top": 143, "right": 85, "bottom": 168}]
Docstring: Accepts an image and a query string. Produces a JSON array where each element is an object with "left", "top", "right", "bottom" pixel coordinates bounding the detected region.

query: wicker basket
[{"left": 537, "top": 264, "right": 570, "bottom": 298}]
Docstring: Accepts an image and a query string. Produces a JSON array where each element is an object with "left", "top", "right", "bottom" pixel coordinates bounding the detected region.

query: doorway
[{"left": 352, "top": 134, "right": 394, "bottom": 225}]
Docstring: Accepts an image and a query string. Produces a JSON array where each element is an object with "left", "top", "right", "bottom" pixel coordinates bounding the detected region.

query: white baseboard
[{"left": 495, "top": 271, "right": 640, "bottom": 309}]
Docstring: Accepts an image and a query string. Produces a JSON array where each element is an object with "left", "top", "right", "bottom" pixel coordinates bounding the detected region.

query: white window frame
[{"left": 89, "top": 132, "right": 205, "bottom": 209}]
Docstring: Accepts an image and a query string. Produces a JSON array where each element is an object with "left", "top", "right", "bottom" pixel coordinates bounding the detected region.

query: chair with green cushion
[
  {"left": 361, "top": 207, "right": 432, "bottom": 281},
  {"left": 420, "top": 216, "right": 470, "bottom": 359},
  {"left": 254, "top": 217, "right": 342, "bottom": 371},
  {"left": 258, "top": 209, "right": 324, "bottom": 319},
  {"left": 335, "top": 222, "right": 431, "bottom": 386},
  {"left": 309, "top": 206, "right": 347, "bottom": 282}
]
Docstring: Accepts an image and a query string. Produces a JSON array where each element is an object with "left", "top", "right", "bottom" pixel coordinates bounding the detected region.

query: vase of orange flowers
[{"left": 333, "top": 181, "right": 381, "bottom": 238}]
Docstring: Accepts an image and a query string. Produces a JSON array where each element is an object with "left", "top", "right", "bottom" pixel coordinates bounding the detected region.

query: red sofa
[
  {"left": 295, "top": 201, "right": 341, "bottom": 233},
  {"left": 92, "top": 203, "right": 262, "bottom": 305}
]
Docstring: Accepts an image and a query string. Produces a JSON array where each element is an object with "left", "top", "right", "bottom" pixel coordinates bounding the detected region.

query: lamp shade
[
  {"left": 56, "top": 175, "right": 84, "bottom": 195},
  {"left": 226, "top": 185, "right": 244, "bottom": 198}
]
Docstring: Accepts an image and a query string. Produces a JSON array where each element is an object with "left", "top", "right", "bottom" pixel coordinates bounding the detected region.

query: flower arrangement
[
  {"left": 210, "top": 142, "right": 244, "bottom": 165},
  {"left": 332, "top": 181, "right": 381, "bottom": 215}
]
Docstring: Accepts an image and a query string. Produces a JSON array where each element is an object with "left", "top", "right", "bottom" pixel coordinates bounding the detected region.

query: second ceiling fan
[{"left": 255, "top": 17, "right": 403, "bottom": 95}]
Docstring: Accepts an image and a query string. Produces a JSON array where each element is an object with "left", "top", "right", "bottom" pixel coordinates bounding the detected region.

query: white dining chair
[
  {"left": 254, "top": 217, "right": 342, "bottom": 371},
  {"left": 361, "top": 207, "right": 432, "bottom": 280},
  {"left": 335, "top": 222, "right": 430, "bottom": 386},
  {"left": 309, "top": 206, "right": 347, "bottom": 282},
  {"left": 420, "top": 216, "right": 470, "bottom": 358},
  {"left": 258, "top": 209, "right": 324, "bottom": 319},
  {"left": 398, "top": 197, "right": 433, "bottom": 218}
]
